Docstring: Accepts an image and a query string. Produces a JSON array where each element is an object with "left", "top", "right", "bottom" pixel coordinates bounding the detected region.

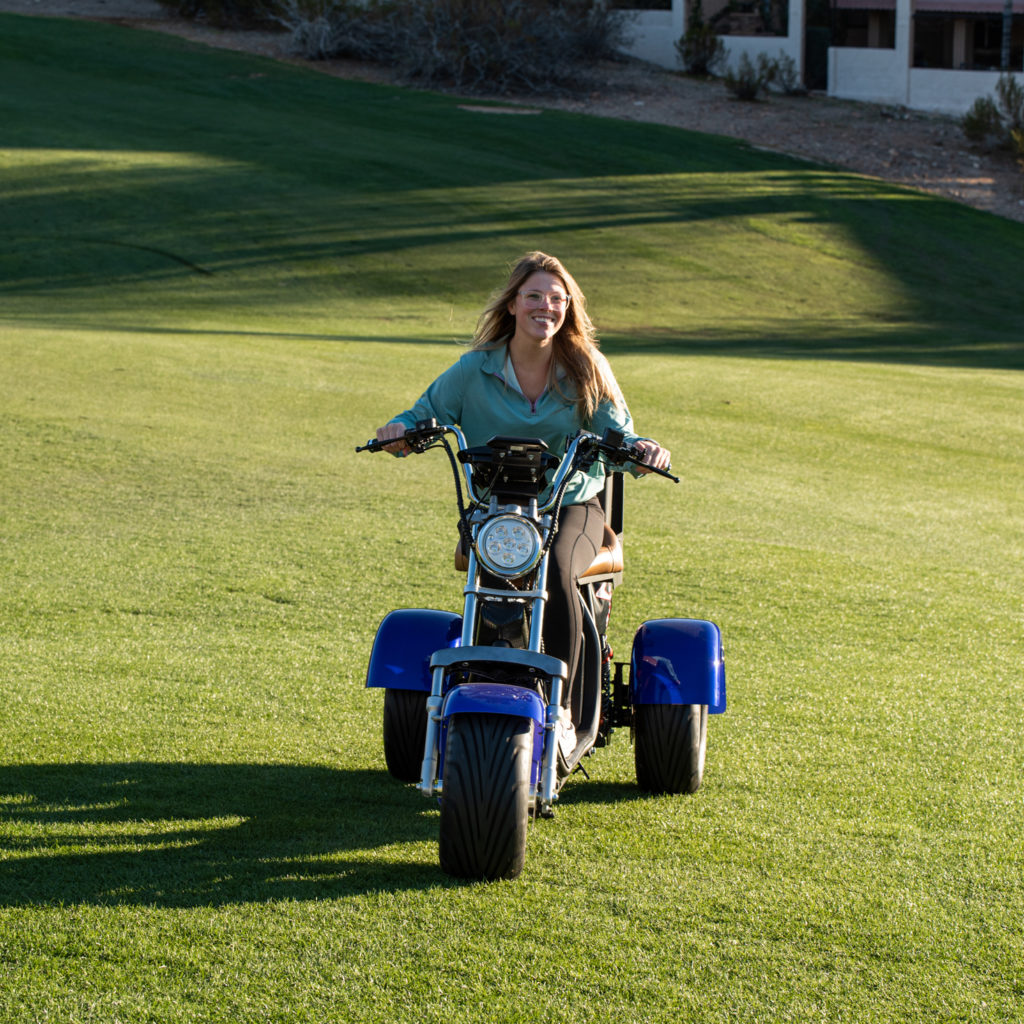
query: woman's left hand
[{"left": 633, "top": 439, "right": 671, "bottom": 475}]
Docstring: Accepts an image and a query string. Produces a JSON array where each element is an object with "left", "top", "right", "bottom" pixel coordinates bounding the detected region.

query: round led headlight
[{"left": 475, "top": 515, "right": 542, "bottom": 578}]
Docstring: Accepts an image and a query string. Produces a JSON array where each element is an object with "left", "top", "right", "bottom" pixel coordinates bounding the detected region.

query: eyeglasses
[{"left": 518, "top": 290, "right": 570, "bottom": 310}]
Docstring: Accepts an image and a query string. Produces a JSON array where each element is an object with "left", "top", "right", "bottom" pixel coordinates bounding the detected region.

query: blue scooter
[{"left": 357, "top": 422, "right": 725, "bottom": 880}]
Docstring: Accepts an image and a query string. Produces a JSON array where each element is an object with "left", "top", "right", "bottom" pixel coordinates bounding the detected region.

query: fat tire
[
  {"left": 438, "top": 713, "right": 533, "bottom": 881},
  {"left": 382, "top": 689, "right": 427, "bottom": 783},
  {"left": 634, "top": 703, "right": 708, "bottom": 795}
]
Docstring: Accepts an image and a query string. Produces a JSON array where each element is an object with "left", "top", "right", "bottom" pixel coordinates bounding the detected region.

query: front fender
[
  {"left": 440, "top": 684, "right": 547, "bottom": 791},
  {"left": 630, "top": 618, "right": 726, "bottom": 713},
  {"left": 441, "top": 683, "right": 546, "bottom": 726},
  {"left": 365, "top": 608, "right": 462, "bottom": 692}
]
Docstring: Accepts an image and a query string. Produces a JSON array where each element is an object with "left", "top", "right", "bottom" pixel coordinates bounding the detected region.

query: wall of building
[
  {"left": 622, "top": 3, "right": 803, "bottom": 72},
  {"left": 621, "top": 1, "right": 1016, "bottom": 114},
  {"left": 908, "top": 67, "right": 1008, "bottom": 109},
  {"left": 829, "top": 46, "right": 910, "bottom": 104},
  {"left": 829, "top": 0, "right": 1023, "bottom": 112},
  {"left": 621, "top": 8, "right": 683, "bottom": 67},
  {"left": 720, "top": 32, "right": 804, "bottom": 69}
]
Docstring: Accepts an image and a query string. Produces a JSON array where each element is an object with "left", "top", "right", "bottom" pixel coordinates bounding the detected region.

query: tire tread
[{"left": 439, "top": 714, "right": 532, "bottom": 880}]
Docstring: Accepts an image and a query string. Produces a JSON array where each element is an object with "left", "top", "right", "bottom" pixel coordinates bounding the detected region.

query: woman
[{"left": 375, "top": 251, "right": 670, "bottom": 716}]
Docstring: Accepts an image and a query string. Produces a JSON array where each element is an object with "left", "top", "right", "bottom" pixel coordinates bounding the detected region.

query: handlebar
[
  {"left": 355, "top": 418, "right": 451, "bottom": 455},
  {"left": 357, "top": 421, "right": 678, "bottom": 501},
  {"left": 579, "top": 428, "right": 679, "bottom": 484}
]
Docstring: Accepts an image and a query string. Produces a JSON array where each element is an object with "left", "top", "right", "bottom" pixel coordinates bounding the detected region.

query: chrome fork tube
[
  {"left": 419, "top": 662, "right": 446, "bottom": 798},
  {"left": 421, "top": 549, "right": 483, "bottom": 798},
  {"left": 460, "top": 549, "right": 480, "bottom": 648},
  {"left": 528, "top": 554, "right": 548, "bottom": 651},
  {"left": 540, "top": 667, "right": 564, "bottom": 812},
  {"left": 529, "top": 551, "right": 562, "bottom": 811}
]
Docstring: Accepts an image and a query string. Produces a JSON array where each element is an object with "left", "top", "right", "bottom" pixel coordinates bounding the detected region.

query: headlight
[{"left": 475, "top": 515, "right": 542, "bottom": 577}]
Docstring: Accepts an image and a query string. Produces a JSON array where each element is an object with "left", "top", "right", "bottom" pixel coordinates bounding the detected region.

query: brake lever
[
  {"left": 595, "top": 428, "right": 679, "bottom": 482},
  {"left": 355, "top": 438, "right": 387, "bottom": 454},
  {"left": 615, "top": 446, "right": 679, "bottom": 483},
  {"left": 640, "top": 462, "right": 680, "bottom": 483}
]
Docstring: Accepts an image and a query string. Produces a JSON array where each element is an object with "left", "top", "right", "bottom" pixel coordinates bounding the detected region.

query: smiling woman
[{"left": 372, "top": 250, "right": 671, "bottom": 722}]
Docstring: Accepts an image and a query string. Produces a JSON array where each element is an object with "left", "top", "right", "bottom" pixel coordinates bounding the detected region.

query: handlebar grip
[{"left": 356, "top": 419, "right": 443, "bottom": 454}]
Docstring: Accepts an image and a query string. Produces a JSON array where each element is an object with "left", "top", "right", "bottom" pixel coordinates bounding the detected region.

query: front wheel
[
  {"left": 439, "top": 713, "right": 533, "bottom": 881},
  {"left": 634, "top": 703, "right": 708, "bottom": 795},
  {"left": 382, "top": 689, "right": 427, "bottom": 783}
]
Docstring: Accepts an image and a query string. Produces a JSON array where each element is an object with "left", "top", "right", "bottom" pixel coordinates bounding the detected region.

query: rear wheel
[
  {"left": 634, "top": 703, "right": 707, "bottom": 794},
  {"left": 382, "top": 689, "right": 427, "bottom": 783},
  {"left": 439, "top": 713, "right": 533, "bottom": 881}
]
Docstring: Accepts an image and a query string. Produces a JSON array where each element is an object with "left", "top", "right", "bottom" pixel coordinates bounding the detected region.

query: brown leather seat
[
  {"left": 455, "top": 523, "right": 622, "bottom": 578},
  {"left": 579, "top": 523, "right": 624, "bottom": 579}
]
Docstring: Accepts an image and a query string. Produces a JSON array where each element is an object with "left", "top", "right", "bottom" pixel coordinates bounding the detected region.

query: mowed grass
[{"left": 2, "top": 13, "right": 1023, "bottom": 1023}]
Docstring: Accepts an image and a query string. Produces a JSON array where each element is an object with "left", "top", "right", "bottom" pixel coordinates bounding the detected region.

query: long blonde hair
[{"left": 472, "top": 251, "right": 621, "bottom": 423}]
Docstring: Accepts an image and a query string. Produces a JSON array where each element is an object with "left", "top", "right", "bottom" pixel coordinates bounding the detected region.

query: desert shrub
[
  {"left": 274, "top": 0, "right": 397, "bottom": 62},
  {"left": 767, "top": 50, "right": 805, "bottom": 95},
  {"left": 723, "top": 52, "right": 774, "bottom": 100},
  {"left": 402, "top": 0, "right": 631, "bottom": 92},
  {"left": 997, "top": 72, "right": 1024, "bottom": 133},
  {"left": 962, "top": 95, "right": 1005, "bottom": 144},
  {"left": 156, "top": 0, "right": 279, "bottom": 28},
  {"left": 276, "top": 0, "right": 630, "bottom": 93},
  {"left": 962, "top": 76, "right": 1024, "bottom": 142},
  {"left": 962, "top": 74, "right": 1024, "bottom": 166},
  {"left": 572, "top": 0, "right": 635, "bottom": 62},
  {"left": 721, "top": 51, "right": 805, "bottom": 101},
  {"left": 675, "top": 0, "right": 725, "bottom": 77},
  {"left": 1012, "top": 128, "right": 1024, "bottom": 167}
]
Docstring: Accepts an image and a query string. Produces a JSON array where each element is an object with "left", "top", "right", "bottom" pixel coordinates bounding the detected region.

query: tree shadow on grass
[
  {"left": 600, "top": 325, "right": 1024, "bottom": 372},
  {"left": 6, "top": 16, "right": 1024, "bottom": 376},
  {"left": 0, "top": 762, "right": 456, "bottom": 907}
]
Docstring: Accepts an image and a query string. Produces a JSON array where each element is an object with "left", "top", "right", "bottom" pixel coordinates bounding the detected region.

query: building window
[
  {"left": 913, "top": 14, "right": 1023, "bottom": 71},
  {"left": 973, "top": 16, "right": 1004, "bottom": 68},
  {"left": 833, "top": 9, "right": 897, "bottom": 49}
]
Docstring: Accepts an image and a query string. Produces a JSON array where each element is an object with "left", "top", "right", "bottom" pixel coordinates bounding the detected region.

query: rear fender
[
  {"left": 365, "top": 608, "right": 462, "bottom": 692},
  {"left": 630, "top": 618, "right": 726, "bottom": 713}
]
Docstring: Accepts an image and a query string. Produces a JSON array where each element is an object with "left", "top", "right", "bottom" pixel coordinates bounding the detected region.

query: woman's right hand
[{"left": 375, "top": 421, "right": 410, "bottom": 456}]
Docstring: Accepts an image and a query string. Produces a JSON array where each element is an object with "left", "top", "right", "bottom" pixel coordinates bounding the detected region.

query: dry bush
[
  {"left": 276, "top": 0, "right": 631, "bottom": 94},
  {"left": 962, "top": 74, "right": 1024, "bottom": 169}
]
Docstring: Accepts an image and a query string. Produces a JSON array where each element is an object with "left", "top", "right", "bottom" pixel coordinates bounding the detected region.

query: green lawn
[{"left": 1, "top": 13, "right": 1022, "bottom": 1023}]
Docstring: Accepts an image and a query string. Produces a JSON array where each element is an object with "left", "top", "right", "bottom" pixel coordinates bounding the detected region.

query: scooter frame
[{"left": 363, "top": 426, "right": 726, "bottom": 819}]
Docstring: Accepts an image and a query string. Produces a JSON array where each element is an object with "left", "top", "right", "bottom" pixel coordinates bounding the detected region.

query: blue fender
[
  {"left": 441, "top": 684, "right": 546, "bottom": 788},
  {"left": 365, "top": 608, "right": 462, "bottom": 692},
  {"left": 630, "top": 618, "right": 726, "bottom": 713},
  {"left": 441, "top": 683, "right": 546, "bottom": 726}
]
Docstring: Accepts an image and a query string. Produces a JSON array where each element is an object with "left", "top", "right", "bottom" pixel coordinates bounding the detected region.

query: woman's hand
[
  {"left": 375, "top": 421, "right": 410, "bottom": 456},
  {"left": 633, "top": 439, "right": 671, "bottom": 475}
]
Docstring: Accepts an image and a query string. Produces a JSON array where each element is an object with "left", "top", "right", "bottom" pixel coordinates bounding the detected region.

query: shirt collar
[{"left": 480, "top": 343, "right": 566, "bottom": 382}]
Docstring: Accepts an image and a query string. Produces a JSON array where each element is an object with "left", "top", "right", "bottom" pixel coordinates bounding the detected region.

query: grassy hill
[{"left": 2, "top": 13, "right": 1022, "bottom": 1023}]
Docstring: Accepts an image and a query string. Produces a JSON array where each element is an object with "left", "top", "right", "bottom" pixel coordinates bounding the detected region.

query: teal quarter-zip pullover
[{"left": 390, "top": 345, "right": 645, "bottom": 505}]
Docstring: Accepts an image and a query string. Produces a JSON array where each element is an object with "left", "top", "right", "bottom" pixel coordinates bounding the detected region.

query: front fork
[
  {"left": 419, "top": 688, "right": 444, "bottom": 798},
  {"left": 420, "top": 668, "right": 564, "bottom": 813},
  {"left": 538, "top": 672, "right": 564, "bottom": 815},
  {"left": 418, "top": 645, "right": 568, "bottom": 809},
  {"left": 431, "top": 544, "right": 562, "bottom": 809}
]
